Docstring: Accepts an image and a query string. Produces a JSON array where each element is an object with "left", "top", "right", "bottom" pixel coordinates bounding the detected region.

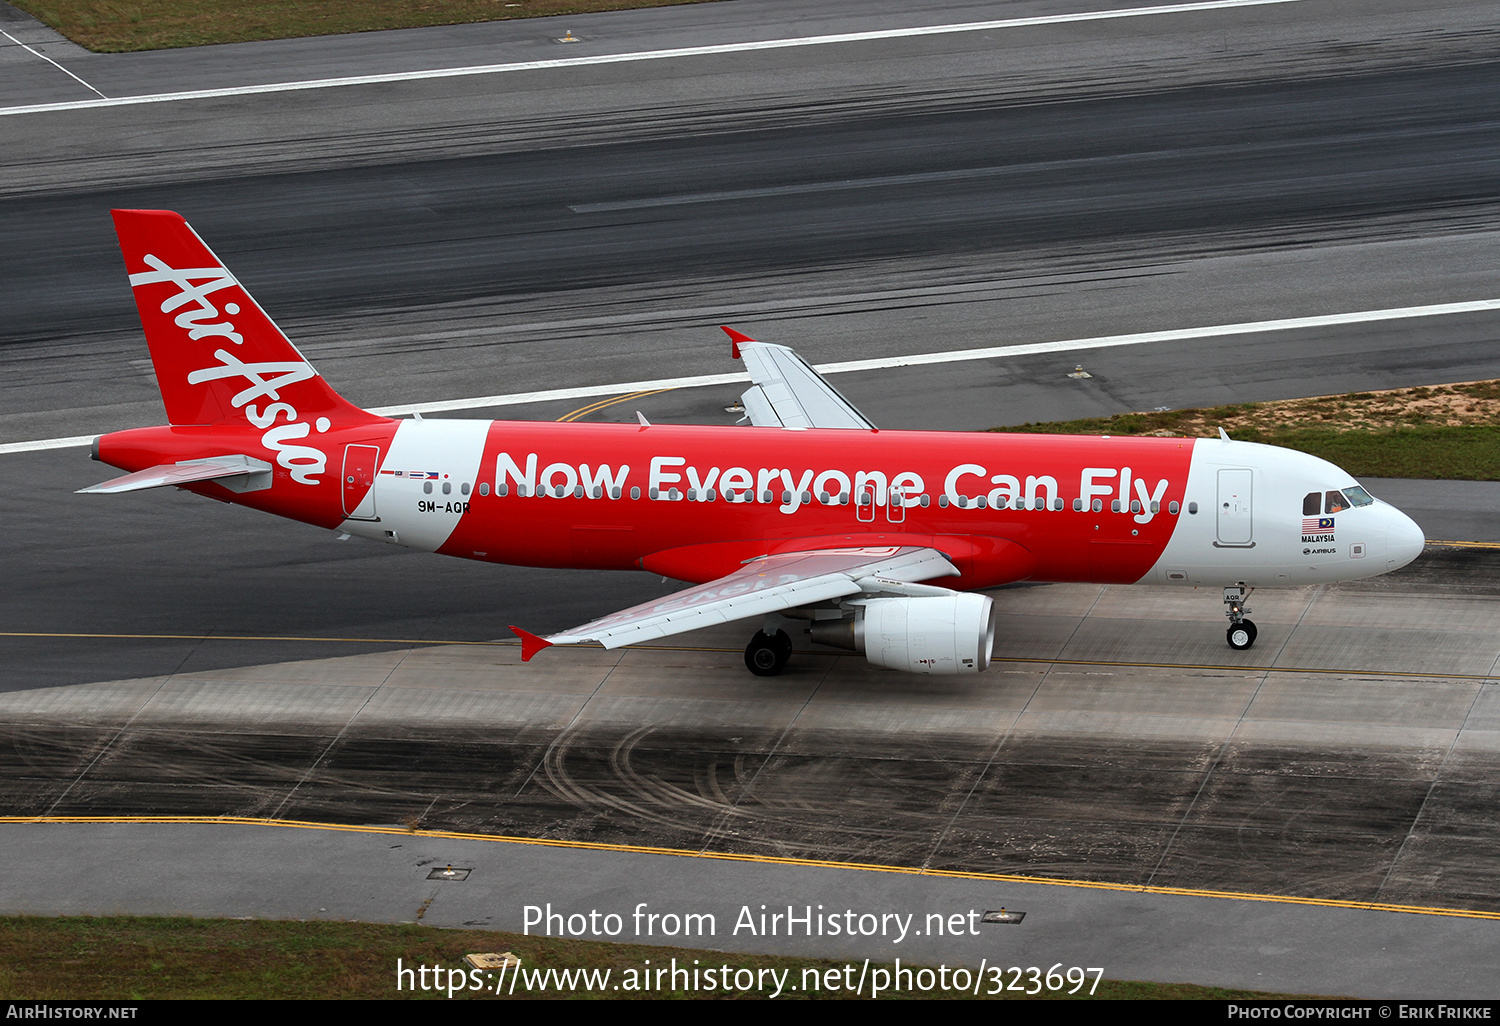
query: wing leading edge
[{"left": 510, "top": 545, "right": 958, "bottom": 659}]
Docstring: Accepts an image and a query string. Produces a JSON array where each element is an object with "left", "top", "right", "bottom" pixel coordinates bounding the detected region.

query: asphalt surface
[
  {"left": 2, "top": 0, "right": 1499, "bottom": 998},
  {"left": 3, "top": 0, "right": 1500, "bottom": 443}
]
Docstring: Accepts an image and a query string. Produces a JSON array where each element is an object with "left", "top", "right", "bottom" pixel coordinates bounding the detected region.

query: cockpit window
[
  {"left": 1324, "top": 490, "right": 1350, "bottom": 514},
  {"left": 1343, "top": 485, "right": 1374, "bottom": 507},
  {"left": 1303, "top": 492, "right": 1320, "bottom": 516}
]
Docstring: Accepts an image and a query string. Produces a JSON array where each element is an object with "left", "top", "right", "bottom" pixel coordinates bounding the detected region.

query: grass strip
[
  {"left": 998, "top": 381, "right": 1500, "bottom": 480},
  {"left": 0, "top": 915, "right": 1304, "bottom": 1000},
  {"left": 10, "top": 0, "right": 722, "bottom": 52}
]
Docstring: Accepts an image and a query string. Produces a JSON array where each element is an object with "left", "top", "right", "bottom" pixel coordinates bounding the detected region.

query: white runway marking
[
  {"left": 0, "top": 29, "right": 106, "bottom": 99},
  {"left": 3, "top": 434, "right": 97, "bottom": 455},
  {"left": 1, "top": 0, "right": 1304, "bottom": 117},
  {"left": 572, "top": 161, "right": 1090, "bottom": 212},
  {"left": 9, "top": 296, "right": 1496, "bottom": 454}
]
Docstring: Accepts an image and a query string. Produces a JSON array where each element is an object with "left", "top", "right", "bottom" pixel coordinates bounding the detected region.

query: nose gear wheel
[{"left": 1226, "top": 620, "right": 1258, "bottom": 650}]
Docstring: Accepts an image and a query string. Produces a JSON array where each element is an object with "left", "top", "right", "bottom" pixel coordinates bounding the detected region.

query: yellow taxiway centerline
[
  {"left": 557, "top": 388, "right": 675, "bottom": 422},
  {"left": 4, "top": 632, "right": 1497, "bottom": 682}
]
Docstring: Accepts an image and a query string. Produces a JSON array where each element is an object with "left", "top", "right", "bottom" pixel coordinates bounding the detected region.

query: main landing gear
[
  {"left": 745, "top": 629, "right": 794, "bottom": 676},
  {"left": 1224, "top": 584, "right": 1257, "bottom": 650}
]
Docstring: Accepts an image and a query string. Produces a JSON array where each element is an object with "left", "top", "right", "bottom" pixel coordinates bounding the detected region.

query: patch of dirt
[{"left": 1159, "top": 380, "right": 1500, "bottom": 436}]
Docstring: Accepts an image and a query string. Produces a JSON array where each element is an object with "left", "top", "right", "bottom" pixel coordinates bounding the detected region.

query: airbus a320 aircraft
[{"left": 83, "top": 210, "right": 1426, "bottom": 676}]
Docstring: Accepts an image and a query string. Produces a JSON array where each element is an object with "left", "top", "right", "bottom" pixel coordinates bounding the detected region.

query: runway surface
[
  {"left": 3, "top": 0, "right": 1499, "bottom": 998},
  {"left": 3, "top": 0, "right": 1500, "bottom": 445}
]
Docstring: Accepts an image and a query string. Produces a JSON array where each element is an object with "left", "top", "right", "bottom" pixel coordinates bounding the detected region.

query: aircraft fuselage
[{"left": 95, "top": 418, "right": 1425, "bottom": 591}]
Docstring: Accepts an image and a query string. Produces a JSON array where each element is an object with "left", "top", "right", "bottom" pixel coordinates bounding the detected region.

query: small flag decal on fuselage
[{"left": 1302, "top": 517, "right": 1335, "bottom": 532}]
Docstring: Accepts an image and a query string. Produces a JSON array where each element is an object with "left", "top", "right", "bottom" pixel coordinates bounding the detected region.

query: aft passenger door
[{"left": 342, "top": 444, "right": 380, "bottom": 520}]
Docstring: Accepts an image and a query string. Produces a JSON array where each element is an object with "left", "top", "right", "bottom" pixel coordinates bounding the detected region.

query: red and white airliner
[{"left": 83, "top": 210, "right": 1426, "bottom": 676}]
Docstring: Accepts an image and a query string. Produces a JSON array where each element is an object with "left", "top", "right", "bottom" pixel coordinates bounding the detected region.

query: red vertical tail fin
[{"left": 111, "top": 209, "right": 382, "bottom": 430}]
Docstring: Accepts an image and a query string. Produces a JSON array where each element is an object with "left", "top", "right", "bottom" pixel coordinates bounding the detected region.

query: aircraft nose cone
[{"left": 1385, "top": 506, "right": 1425, "bottom": 571}]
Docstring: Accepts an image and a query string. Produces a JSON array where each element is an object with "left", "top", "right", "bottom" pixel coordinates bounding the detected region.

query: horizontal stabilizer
[{"left": 77, "top": 454, "right": 271, "bottom": 494}]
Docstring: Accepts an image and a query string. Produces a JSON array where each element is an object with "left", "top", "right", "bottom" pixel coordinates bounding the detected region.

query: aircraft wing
[
  {"left": 77, "top": 454, "right": 272, "bottom": 494},
  {"left": 511, "top": 545, "right": 958, "bottom": 659},
  {"left": 725, "top": 327, "right": 877, "bottom": 430}
]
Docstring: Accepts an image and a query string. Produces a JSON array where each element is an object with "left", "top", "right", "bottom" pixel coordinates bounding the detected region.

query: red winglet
[
  {"left": 509, "top": 626, "right": 554, "bottom": 662},
  {"left": 721, "top": 325, "right": 756, "bottom": 360}
]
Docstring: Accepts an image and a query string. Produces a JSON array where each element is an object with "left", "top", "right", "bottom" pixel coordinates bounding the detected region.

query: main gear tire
[{"left": 745, "top": 629, "right": 793, "bottom": 676}]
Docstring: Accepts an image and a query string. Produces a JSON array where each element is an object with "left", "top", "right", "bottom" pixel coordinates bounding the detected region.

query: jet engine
[{"left": 809, "top": 593, "right": 995, "bottom": 674}]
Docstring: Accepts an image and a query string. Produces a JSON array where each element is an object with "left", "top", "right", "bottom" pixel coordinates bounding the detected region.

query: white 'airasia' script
[{"left": 131, "top": 255, "right": 329, "bottom": 485}]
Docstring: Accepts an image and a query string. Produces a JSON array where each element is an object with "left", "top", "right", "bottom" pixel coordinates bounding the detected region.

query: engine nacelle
[{"left": 810, "top": 594, "right": 995, "bottom": 674}]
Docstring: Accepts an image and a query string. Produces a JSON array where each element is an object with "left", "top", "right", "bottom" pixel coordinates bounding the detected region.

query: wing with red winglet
[{"left": 723, "top": 326, "right": 876, "bottom": 430}]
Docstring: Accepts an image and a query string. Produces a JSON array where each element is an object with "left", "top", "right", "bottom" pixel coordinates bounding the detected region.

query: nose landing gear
[
  {"left": 1224, "top": 584, "right": 1257, "bottom": 650},
  {"left": 745, "top": 628, "right": 794, "bottom": 676}
]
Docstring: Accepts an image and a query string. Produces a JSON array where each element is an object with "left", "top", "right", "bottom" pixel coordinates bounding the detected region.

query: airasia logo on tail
[
  {"left": 131, "top": 254, "right": 329, "bottom": 485},
  {"left": 130, "top": 255, "right": 244, "bottom": 343}
]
